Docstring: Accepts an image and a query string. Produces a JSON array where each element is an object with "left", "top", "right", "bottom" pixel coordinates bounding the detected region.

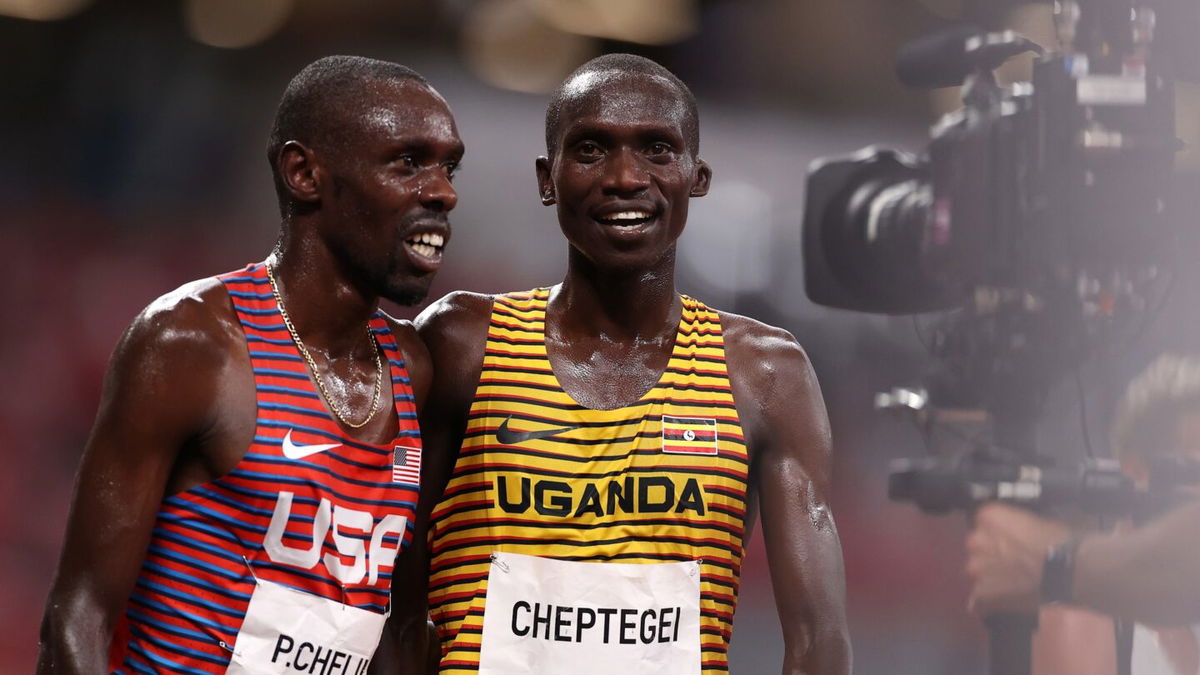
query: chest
[{"left": 546, "top": 337, "right": 675, "bottom": 410}]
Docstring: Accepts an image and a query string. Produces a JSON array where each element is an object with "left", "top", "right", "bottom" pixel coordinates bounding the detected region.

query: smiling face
[
  {"left": 316, "top": 78, "right": 464, "bottom": 305},
  {"left": 537, "top": 71, "right": 710, "bottom": 273}
]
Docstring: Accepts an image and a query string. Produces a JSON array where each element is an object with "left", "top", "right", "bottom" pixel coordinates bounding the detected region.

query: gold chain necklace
[{"left": 265, "top": 262, "right": 383, "bottom": 429}]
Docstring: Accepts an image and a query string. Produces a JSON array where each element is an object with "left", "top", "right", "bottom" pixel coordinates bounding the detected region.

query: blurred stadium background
[{"left": 2, "top": 0, "right": 1197, "bottom": 672}]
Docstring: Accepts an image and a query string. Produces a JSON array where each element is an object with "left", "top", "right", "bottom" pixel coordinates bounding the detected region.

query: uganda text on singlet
[
  {"left": 107, "top": 262, "right": 424, "bottom": 674},
  {"left": 428, "top": 288, "right": 750, "bottom": 674}
]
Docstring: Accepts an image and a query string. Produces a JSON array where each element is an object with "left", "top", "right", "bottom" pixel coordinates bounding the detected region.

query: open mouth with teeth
[
  {"left": 405, "top": 231, "right": 446, "bottom": 261},
  {"left": 596, "top": 210, "right": 657, "bottom": 228}
]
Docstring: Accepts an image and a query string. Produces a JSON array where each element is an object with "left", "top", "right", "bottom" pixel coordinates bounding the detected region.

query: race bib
[
  {"left": 226, "top": 579, "right": 386, "bottom": 675},
  {"left": 478, "top": 552, "right": 701, "bottom": 674}
]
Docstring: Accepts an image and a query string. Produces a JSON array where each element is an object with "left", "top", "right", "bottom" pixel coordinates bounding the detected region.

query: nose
[
  {"left": 418, "top": 168, "right": 458, "bottom": 212},
  {"left": 602, "top": 147, "right": 650, "bottom": 195}
]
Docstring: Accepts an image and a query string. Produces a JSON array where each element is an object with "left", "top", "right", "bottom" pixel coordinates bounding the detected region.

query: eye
[
  {"left": 443, "top": 161, "right": 460, "bottom": 181},
  {"left": 392, "top": 154, "right": 417, "bottom": 169},
  {"left": 647, "top": 141, "right": 673, "bottom": 156},
  {"left": 574, "top": 140, "right": 603, "bottom": 160}
]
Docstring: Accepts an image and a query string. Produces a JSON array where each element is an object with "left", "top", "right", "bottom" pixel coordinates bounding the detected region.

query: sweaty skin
[
  {"left": 37, "top": 75, "right": 463, "bottom": 674},
  {"left": 414, "top": 65, "right": 850, "bottom": 674}
]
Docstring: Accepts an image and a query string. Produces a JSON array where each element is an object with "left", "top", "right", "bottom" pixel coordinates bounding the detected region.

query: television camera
[{"left": 801, "top": 1, "right": 1192, "bottom": 672}]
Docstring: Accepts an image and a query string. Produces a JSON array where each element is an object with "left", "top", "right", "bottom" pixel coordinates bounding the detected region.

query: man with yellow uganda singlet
[{"left": 412, "top": 54, "right": 852, "bottom": 674}]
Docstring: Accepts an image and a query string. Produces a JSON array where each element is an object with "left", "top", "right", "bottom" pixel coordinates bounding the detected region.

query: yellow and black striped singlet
[{"left": 428, "top": 288, "right": 750, "bottom": 673}]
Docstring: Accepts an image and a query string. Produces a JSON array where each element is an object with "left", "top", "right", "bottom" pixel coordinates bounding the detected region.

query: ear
[
  {"left": 535, "top": 156, "right": 555, "bottom": 205},
  {"left": 690, "top": 158, "right": 712, "bottom": 197},
  {"left": 278, "top": 140, "right": 322, "bottom": 207}
]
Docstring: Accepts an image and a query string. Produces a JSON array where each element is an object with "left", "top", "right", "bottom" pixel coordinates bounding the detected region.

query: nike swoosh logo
[
  {"left": 281, "top": 429, "right": 341, "bottom": 460},
  {"left": 495, "top": 416, "right": 579, "bottom": 445}
]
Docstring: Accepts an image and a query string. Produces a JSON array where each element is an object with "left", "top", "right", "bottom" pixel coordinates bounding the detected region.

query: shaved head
[
  {"left": 545, "top": 53, "right": 699, "bottom": 158},
  {"left": 267, "top": 55, "right": 429, "bottom": 217}
]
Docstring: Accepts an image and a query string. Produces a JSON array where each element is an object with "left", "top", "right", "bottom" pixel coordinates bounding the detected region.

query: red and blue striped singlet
[{"left": 108, "top": 262, "right": 423, "bottom": 673}]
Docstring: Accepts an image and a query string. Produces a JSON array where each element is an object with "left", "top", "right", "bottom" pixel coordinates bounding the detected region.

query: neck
[
  {"left": 551, "top": 247, "right": 680, "bottom": 342},
  {"left": 270, "top": 222, "right": 379, "bottom": 352}
]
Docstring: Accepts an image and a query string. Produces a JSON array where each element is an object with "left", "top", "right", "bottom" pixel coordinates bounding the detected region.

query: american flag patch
[
  {"left": 661, "top": 416, "right": 719, "bottom": 455},
  {"left": 392, "top": 445, "right": 422, "bottom": 485}
]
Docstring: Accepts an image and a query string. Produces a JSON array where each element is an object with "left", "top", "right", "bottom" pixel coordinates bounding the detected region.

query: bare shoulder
[
  {"left": 717, "top": 310, "right": 816, "bottom": 393},
  {"left": 119, "top": 277, "right": 243, "bottom": 370},
  {"left": 716, "top": 311, "right": 831, "bottom": 486},
  {"left": 414, "top": 291, "right": 494, "bottom": 350},
  {"left": 716, "top": 309, "right": 827, "bottom": 455},
  {"left": 413, "top": 291, "right": 497, "bottom": 419},
  {"left": 98, "top": 276, "right": 249, "bottom": 449},
  {"left": 416, "top": 291, "right": 494, "bottom": 330},
  {"left": 379, "top": 314, "right": 427, "bottom": 363},
  {"left": 379, "top": 313, "right": 433, "bottom": 409}
]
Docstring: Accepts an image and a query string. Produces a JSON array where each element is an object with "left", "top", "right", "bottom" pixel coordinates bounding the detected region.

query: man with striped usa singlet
[
  {"left": 38, "top": 56, "right": 463, "bottom": 673},
  {"left": 415, "top": 54, "right": 851, "bottom": 674}
]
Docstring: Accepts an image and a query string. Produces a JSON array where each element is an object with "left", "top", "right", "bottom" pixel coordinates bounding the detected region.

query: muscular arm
[
  {"left": 37, "top": 280, "right": 246, "bottom": 674},
  {"left": 383, "top": 292, "right": 491, "bottom": 672},
  {"left": 723, "top": 315, "right": 851, "bottom": 675},
  {"left": 967, "top": 500, "right": 1200, "bottom": 625}
]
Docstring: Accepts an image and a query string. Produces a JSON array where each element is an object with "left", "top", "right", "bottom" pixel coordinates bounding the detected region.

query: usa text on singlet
[{"left": 107, "top": 262, "right": 424, "bottom": 674}]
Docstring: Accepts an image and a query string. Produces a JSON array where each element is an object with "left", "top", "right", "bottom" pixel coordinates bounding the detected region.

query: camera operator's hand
[
  {"left": 966, "top": 503, "right": 1072, "bottom": 615},
  {"left": 967, "top": 499, "right": 1200, "bottom": 624}
]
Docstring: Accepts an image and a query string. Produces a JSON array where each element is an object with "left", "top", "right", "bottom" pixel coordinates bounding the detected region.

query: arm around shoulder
[
  {"left": 415, "top": 292, "right": 494, "bottom": 372},
  {"left": 414, "top": 291, "right": 495, "bottom": 453},
  {"left": 37, "top": 280, "right": 243, "bottom": 674},
  {"left": 722, "top": 315, "right": 851, "bottom": 675},
  {"left": 374, "top": 292, "right": 493, "bottom": 673},
  {"left": 413, "top": 290, "right": 494, "bottom": 495},
  {"left": 384, "top": 317, "right": 434, "bottom": 412}
]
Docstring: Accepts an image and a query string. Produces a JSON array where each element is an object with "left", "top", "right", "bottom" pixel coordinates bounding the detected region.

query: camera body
[
  {"left": 803, "top": 19, "right": 1177, "bottom": 316},
  {"left": 802, "top": 2, "right": 1187, "bottom": 522},
  {"left": 887, "top": 448, "right": 1198, "bottom": 519}
]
